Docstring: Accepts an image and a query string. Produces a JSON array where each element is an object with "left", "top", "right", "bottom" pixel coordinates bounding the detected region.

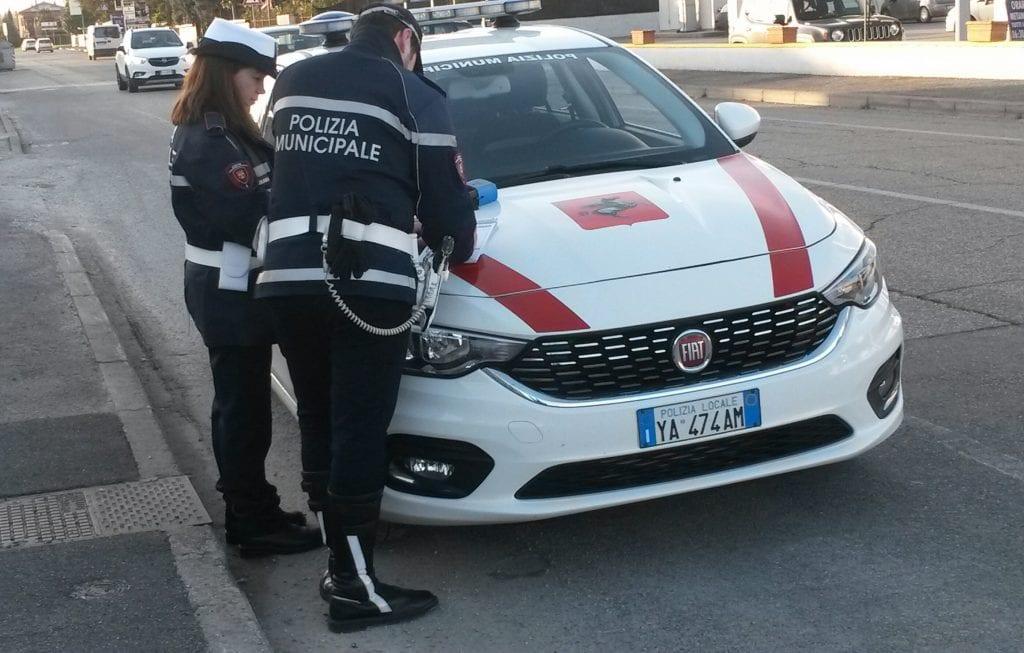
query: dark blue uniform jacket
[
  {"left": 254, "top": 27, "right": 476, "bottom": 304},
  {"left": 169, "top": 113, "right": 275, "bottom": 346}
]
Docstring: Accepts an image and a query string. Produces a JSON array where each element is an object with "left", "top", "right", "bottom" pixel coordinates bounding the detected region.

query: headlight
[
  {"left": 407, "top": 328, "right": 527, "bottom": 376},
  {"left": 129, "top": 55, "right": 148, "bottom": 65},
  {"left": 823, "top": 239, "right": 883, "bottom": 308},
  {"left": 889, "top": 23, "right": 901, "bottom": 36},
  {"left": 830, "top": 29, "right": 845, "bottom": 41}
]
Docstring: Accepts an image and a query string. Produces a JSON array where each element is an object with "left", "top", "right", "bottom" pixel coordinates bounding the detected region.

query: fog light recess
[
  {"left": 387, "top": 434, "right": 494, "bottom": 499},
  {"left": 867, "top": 348, "right": 902, "bottom": 419}
]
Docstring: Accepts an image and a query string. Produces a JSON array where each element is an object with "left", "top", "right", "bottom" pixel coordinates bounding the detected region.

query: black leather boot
[
  {"left": 224, "top": 505, "right": 323, "bottom": 558},
  {"left": 324, "top": 491, "right": 437, "bottom": 632}
]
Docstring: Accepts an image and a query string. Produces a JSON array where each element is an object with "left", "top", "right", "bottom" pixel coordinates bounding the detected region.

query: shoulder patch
[
  {"left": 204, "top": 112, "right": 226, "bottom": 135},
  {"left": 225, "top": 162, "right": 255, "bottom": 191}
]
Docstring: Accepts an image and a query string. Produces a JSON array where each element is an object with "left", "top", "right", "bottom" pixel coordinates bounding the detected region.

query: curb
[
  {"left": 0, "top": 108, "right": 25, "bottom": 154},
  {"left": 44, "top": 230, "right": 272, "bottom": 653},
  {"left": 678, "top": 84, "right": 1024, "bottom": 119}
]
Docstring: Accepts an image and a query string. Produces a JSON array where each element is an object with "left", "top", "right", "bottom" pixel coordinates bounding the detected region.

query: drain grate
[
  {"left": 0, "top": 492, "right": 95, "bottom": 547},
  {"left": 0, "top": 476, "right": 210, "bottom": 550},
  {"left": 89, "top": 477, "right": 209, "bottom": 535}
]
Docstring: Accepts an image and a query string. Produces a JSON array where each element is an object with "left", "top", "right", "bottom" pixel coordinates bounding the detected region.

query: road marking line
[
  {"left": 0, "top": 82, "right": 109, "bottom": 94},
  {"left": 765, "top": 116, "right": 1024, "bottom": 144},
  {"left": 795, "top": 178, "right": 1024, "bottom": 220}
]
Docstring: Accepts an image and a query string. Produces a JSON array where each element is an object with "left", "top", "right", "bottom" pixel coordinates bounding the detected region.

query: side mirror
[
  {"left": 715, "top": 102, "right": 761, "bottom": 148},
  {"left": 186, "top": 42, "right": 194, "bottom": 49},
  {"left": 116, "top": 46, "right": 125, "bottom": 53}
]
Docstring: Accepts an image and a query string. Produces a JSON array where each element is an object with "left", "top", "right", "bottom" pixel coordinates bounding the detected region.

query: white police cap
[{"left": 194, "top": 18, "right": 278, "bottom": 78}]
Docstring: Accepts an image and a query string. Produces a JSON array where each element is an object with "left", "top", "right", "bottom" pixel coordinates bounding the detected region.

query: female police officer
[{"left": 169, "top": 18, "right": 320, "bottom": 557}]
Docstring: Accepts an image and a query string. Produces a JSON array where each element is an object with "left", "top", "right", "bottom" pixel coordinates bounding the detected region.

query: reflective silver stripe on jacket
[
  {"left": 268, "top": 215, "right": 417, "bottom": 256},
  {"left": 272, "top": 96, "right": 458, "bottom": 148},
  {"left": 185, "top": 244, "right": 259, "bottom": 270},
  {"left": 256, "top": 267, "right": 416, "bottom": 289}
]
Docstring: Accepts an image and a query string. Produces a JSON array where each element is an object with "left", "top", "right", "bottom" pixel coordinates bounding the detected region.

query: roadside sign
[
  {"left": 1010, "top": 0, "right": 1024, "bottom": 40},
  {"left": 41, "top": 21, "right": 58, "bottom": 27},
  {"left": 123, "top": 4, "right": 136, "bottom": 20},
  {"left": 69, "top": 0, "right": 83, "bottom": 16}
]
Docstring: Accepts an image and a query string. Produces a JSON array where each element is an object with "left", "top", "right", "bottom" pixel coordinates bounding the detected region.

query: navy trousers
[
  {"left": 207, "top": 345, "right": 280, "bottom": 513},
  {"left": 267, "top": 295, "right": 410, "bottom": 497}
]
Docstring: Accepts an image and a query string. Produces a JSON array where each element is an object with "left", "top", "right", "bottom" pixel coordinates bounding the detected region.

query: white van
[{"left": 87, "top": 23, "right": 122, "bottom": 60}]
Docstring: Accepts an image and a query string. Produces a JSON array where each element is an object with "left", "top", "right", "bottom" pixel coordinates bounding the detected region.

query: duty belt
[
  {"left": 185, "top": 244, "right": 260, "bottom": 270},
  {"left": 267, "top": 215, "right": 418, "bottom": 256}
]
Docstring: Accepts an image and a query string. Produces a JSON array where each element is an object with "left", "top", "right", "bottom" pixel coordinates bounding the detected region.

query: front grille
[
  {"left": 501, "top": 294, "right": 839, "bottom": 401},
  {"left": 845, "top": 25, "right": 896, "bottom": 41},
  {"left": 516, "top": 416, "right": 853, "bottom": 499},
  {"left": 148, "top": 57, "right": 179, "bottom": 67}
]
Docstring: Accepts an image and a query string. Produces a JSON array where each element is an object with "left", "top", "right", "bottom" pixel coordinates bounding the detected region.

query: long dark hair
[{"left": 170, "top": 55, "right": 262, "bottom": 144}]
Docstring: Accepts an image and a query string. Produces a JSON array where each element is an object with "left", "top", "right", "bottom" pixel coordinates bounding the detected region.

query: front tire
[
  {"left": 128, "top": 76, "right": 139, "bottom": 93},
  {"left": 115, "top": 65, "right": 127, "bottom": 91},
  {"left": 919, "top": 6, "right": 932, "bottom": 22}
]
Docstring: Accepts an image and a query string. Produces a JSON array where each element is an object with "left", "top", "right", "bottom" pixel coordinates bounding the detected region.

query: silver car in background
[{"left": 876, "top": 0, "right": 953, "bottom": 22}]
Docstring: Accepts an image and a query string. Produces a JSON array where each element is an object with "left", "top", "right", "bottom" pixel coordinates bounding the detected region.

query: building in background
[{"left": 16, "top": 1, "right": 67, "bottom": 40}]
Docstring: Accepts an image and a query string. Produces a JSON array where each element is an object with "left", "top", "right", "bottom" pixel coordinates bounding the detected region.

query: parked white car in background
[
  {"left": 34, "top": 37, "right": 53, "bottom": 53},
  {"left": 115, "top": 28, "right": 189, "bottom": 93},
  {"left": 21, "top": 38, "right": 35, "bottom": 52}
]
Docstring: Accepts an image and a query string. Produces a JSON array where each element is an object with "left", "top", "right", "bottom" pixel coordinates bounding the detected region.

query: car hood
[
  {"left": 446, "top": 153, "right": 836, "bottom": 297},
  {"left": 131, "top": 46, "right": 186, "bottom": 58}
]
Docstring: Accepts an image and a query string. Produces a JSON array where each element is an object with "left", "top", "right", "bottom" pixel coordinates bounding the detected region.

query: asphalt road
[{"left": 2, "top": 50, "right": 1023, "bottom": 652}]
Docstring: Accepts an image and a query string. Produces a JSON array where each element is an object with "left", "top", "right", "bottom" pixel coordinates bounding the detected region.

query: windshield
[
  {"left": 795, "top": 0, "right": 868, "bottom": 19},
  {"left": 94, "top": 26, "right": 120, "bottom": 39},
  {"left": 272, "top": 31, "right": 324, "bottom": 53},
  {"left": 131, "top": 31, "right": 182, "bottom": 49},
  {"left": 424, "top": 48, "right": 735, "bottom": 187}
]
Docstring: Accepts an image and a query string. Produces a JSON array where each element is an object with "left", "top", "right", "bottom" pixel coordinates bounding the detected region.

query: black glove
[{"left": 326, "top": 194, "right": 374, "bottom": 280}]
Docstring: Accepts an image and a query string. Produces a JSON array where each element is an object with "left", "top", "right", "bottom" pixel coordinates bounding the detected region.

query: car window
[
  {"left": 796, "top": 0, "right": 866, "bottom": 19},
  {"left": 425, "top": 48, "right": 734, "bottom": 187},
  {"left": 94, "top": 26, "right": 120, "bottom": 39},
  {"left": 274, "top": 32, "right": 324, "bottom": 53},
  {"left": 131, "top": 30, "right": 182, "bottom": 49}
]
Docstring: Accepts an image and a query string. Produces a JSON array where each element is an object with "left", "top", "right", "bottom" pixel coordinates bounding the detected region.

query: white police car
[{"left": 256, "top": 0, "right": 903, "bottom": 525}]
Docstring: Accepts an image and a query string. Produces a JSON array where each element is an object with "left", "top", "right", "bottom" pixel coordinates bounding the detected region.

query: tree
[{"left": 3, "top": 10, "right": 21, "bottom": 46}]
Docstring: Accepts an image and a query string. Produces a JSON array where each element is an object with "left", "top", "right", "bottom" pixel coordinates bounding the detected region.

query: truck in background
[{"left": 86, "top": 23, "right": 122, "bottom": 59}]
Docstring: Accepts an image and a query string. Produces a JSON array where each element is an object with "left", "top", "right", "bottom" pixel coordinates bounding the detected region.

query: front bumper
[
  {"left": 129, "top": 63, "right": 188, "bottom": 85},
  {"left": 382, "top": 288, "right": 904, "bottom": 525}
]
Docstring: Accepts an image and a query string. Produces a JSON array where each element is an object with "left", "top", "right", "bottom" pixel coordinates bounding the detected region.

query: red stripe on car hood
[
  {"left": 453, "top": 256, "right": 589, "bottom": 333},
  {"left": 718, "top": 153, "right": 814, "bottom": 297}
]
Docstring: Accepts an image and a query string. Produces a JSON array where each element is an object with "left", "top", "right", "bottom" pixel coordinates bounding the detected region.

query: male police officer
[{"left": 255, "top": 2, "right": 475, "bottom": 632}]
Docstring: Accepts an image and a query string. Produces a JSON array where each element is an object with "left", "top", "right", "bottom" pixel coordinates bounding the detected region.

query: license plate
[
  {"left": 156, "top": 70, "right": 166, "bottom": 75},
  {"left": 637, "top": 389, "right": 761, "bottom": 449}
]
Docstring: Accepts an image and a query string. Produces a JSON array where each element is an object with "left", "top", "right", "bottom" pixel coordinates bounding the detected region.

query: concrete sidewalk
[
  {"left": 0, "top": 220, "right": 268, "bottom": 650},
  {"left": 661, "top": 69, "right": 1024, "bottom": 117}
]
